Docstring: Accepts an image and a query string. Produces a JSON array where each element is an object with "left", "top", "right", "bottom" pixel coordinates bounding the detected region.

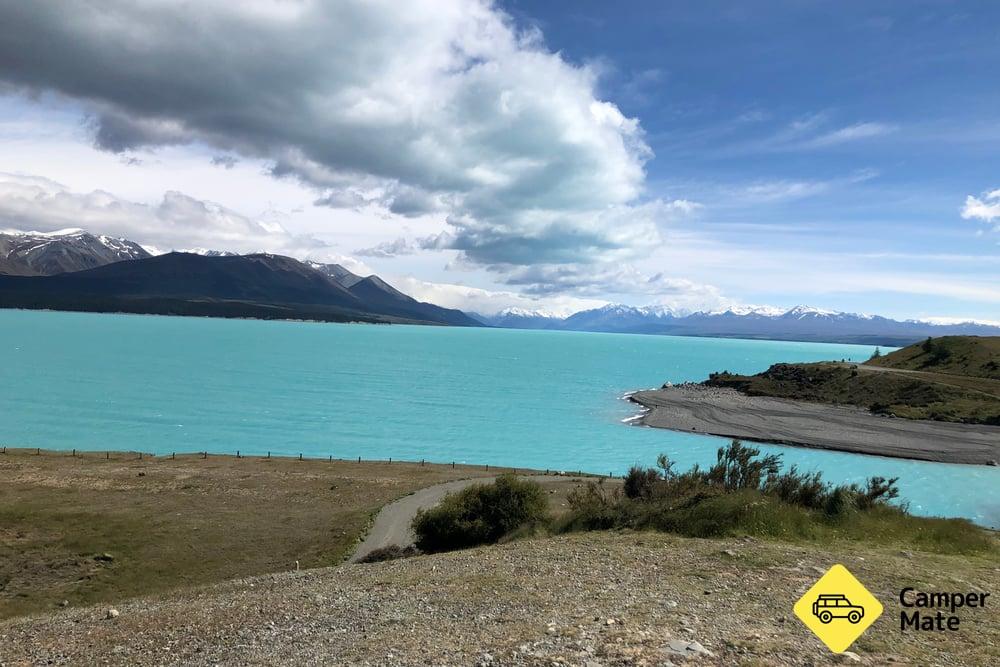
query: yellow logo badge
[{"left": 793, "top": 564, "right": 883, "bottom": 653}]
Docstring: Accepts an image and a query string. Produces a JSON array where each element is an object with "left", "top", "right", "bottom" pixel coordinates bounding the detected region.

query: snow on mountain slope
[{"left": 0, "top": 229, "right": 150, "bottom": 276}]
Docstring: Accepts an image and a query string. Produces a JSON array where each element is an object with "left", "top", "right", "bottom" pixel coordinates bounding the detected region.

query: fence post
[
  {"left": 73, "top": 449, "right": 76, "bottom": 457},
  {"left": 299, "top": 453, "right": 303, "bottom": 461},
  {"left": 36, "top": 448, "right": 40, "bottom": 455},
  {"left": 357, "top": 456, "right": 361, "bottom": 463},
  {"left": 451, "top": 461, "right": 455, "bottom": 468},
  {"left": 172, "top": 452, "right": 175, "bottom": 460},
  {"left": 389, "top": 457, "right": 392, "bottom": 464},
  {"left": 106, "top": 451, "right": 109, "bottom": 460},
  {"left": 237, "top": 450, "right": 240, "bottom": 459},
  {"left": 267, "top": 451, "right": 271, "bottom": 459}
]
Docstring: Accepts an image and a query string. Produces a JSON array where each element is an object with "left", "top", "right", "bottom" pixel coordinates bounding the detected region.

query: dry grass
[{"left": 0, "top": 447, "right": 518, "bottom": 618}]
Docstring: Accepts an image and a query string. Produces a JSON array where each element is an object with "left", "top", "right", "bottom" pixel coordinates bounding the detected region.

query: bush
[
  {"left": 557, "top": 441, "right": 993, "bottom": 554},
  {"left": 764, "top": 466, "right": 827, "bottom": 509},
  {"left": 412, "top": 475, "right": 548, "bottom": 553},
  {"left": 623, "top": 465, "right": 661, "bottom": 499}
]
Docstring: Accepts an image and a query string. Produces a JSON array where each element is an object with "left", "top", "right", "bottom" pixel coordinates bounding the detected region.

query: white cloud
[
  {"left": 0, "top": 172, "right": 342, "bottom": 260},
  {"left": 735, "top": 169, "right": 878, "bottom": 203},
  {"left": 389, "top": 275, "right": 605, "bottom": 317},
  {"left": 0, "top": 0, "right": 656, "bottom": 270},
  {"left": 800, "top": 122, "right": 897, "bottom": 148},
  {"left": 961, "top": 188, "right": 1000, "bottom": 230},
  {"left": 356, "top": 232, "right": 453, "bottom": 258},
  {"left": 722, "top": 115, "right": 898, "bottom": 156}
]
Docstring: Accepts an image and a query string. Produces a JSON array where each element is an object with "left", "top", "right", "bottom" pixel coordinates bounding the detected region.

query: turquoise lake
[{"left": 2, "top": 309, "right": 998, "bottom": 527}]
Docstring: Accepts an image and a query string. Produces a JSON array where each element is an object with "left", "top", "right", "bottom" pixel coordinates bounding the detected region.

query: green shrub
[
  {"left": 765, "top": 466, "right": 827, "bottom": 509},
  {"left": 623, "top": 465, "right": 661, "bottom": 499},
  {"left": 412, "top": 475, "right": 548, "bottom": 553},
  {"left": 558, "top": 441, "right": 990, "bottom": 554}
]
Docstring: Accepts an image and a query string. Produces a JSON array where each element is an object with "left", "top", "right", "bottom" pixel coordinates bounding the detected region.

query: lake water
[{"left": 2, "top": 309, "right": 998, "bottom": 527}]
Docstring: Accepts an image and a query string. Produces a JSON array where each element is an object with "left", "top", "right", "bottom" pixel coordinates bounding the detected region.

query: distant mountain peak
[
  {"left": 184, "top": 248, "right": 241, "bottom": 257},
  {"left": 0, "top": 228, "right": 150, "bottom": 276},
  {"left": 497, "top": 306, "right": 558, "bottom": 318},
  {"left": 784, "top": 304, "right": 840, "bottom": 318}
]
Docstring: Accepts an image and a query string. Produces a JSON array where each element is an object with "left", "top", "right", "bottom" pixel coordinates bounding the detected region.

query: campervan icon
[{"left": 812, "top": 594, "right": 865, "bottom": 624}]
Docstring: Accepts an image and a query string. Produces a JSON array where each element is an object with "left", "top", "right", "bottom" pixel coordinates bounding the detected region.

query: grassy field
[
  {"left": 705, "top": 336, "right": 1000, "bottom": 424},
  {"left": 0, "top": 448, "right": 525, "bottom": 618}
]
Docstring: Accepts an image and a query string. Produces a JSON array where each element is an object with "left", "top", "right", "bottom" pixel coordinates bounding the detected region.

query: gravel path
[
  {"left": 352, "top": 475, "right": 564, "bottom": 562},
  {"left": 3, "top": 532, "right": 996, "bottom": 666},
  {"left": 631, "top": 385, "right": 1000, "bottom": 465}
]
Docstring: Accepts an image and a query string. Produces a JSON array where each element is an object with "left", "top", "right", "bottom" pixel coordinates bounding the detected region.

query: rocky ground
[{"left": 2, "top": 531, "right": 996, "bottom": 666}]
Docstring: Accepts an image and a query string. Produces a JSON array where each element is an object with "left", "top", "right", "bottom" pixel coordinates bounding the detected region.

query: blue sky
[
  {"left": 0, "top": 1, "right": 996, "bottom": 321},
  {"left": 506, "top": 0, "right": 1000, "bottom": 319}
]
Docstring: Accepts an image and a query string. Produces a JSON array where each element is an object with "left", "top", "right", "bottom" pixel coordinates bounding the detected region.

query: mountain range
[
  {"left": 473, "top": 304, "right": 1000, "bottom": 346},
  {"left": 0, "top": 230, "right": 477, "bottom": 327},
  {"left": 2, "top": 228, "right": 997, "bottom": 344}
]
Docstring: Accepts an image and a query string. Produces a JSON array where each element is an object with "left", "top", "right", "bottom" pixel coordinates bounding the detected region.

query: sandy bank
[{"left": 630, "top": 385, "right": 1000, "bottom": 466}]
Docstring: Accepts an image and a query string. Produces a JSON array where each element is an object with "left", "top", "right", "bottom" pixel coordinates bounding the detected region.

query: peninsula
[{"left": 630, "top": 336, "right": 1000, "bottom": 465}]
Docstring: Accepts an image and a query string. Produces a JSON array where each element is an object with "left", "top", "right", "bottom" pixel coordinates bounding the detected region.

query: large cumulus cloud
[{"left": 0, "top": 0, "right": 657, "bottom": 275}]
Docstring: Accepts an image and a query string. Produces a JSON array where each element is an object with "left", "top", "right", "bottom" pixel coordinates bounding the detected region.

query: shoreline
[{"left": 629, "top": 384, "right": 1000, "bottom": 466}]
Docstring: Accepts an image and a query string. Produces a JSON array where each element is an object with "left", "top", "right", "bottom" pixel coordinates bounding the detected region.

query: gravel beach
[{"left": 630, "top": 385, "right": 1000, "bottom": 465}]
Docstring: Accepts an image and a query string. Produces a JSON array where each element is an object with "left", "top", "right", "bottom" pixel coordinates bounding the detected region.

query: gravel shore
[
  {"left": 2, "top": 531, "right": 997, "bottom": 666},
  {"left": 631, "top": 385, "right": 1000, "bottom": 465}
]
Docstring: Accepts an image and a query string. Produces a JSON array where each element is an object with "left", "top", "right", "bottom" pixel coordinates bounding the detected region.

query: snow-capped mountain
[
  {"left": 305, "top": 261, "right": 365, "bottom": 288},
  {"left": 183, "top": 248, "right": 241, "bottom": 258},
  {"left": 483, "top": 303, "right": 1000, "bottom": 345},
  {"left": 472, "top": 306, "right": 565, "bottom": 329},
  {"left": 0, "top": 228, "right": 150, "bottom": 276}
]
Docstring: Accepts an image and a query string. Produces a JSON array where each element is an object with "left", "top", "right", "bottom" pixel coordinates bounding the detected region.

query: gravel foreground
[
  {"left": 2, "top": 532, "right": 997, "bottom": 666},
  {"left": 631, "top": 385, "right": 1000, "bottom": 466}
]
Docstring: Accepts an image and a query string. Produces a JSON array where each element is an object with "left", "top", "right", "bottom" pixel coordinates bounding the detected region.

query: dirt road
[{"left": 351, "top": 474, "right": 578, "bottom": 562}]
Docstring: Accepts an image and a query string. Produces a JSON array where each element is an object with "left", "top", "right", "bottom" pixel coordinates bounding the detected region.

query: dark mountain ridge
[{"left": 0, "top": 252, "right": 478, "bottom": 326}]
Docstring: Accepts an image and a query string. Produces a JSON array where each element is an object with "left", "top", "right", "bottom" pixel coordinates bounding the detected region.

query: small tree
[{"left": 870, "top": 346, "right": 882, "bottom": 359}]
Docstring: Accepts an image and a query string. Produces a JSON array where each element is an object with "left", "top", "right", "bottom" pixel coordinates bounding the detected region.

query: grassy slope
[
  {"left": 705, "top": 336, "right": 1000, "bottom": 424},
  {"left": 867, "top": 335, "right": 1000, "bottom": 379},
  {"left": 0, "top": 449, "right": 510, "bottom": 619}
]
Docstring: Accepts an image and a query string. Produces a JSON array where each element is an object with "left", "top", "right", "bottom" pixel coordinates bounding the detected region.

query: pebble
[
  {"left": 105, "top": 608, "right": 120, "bottom": 620},
  {"left": 663, "top": 639, "right": 713, "bottom": 658}
]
